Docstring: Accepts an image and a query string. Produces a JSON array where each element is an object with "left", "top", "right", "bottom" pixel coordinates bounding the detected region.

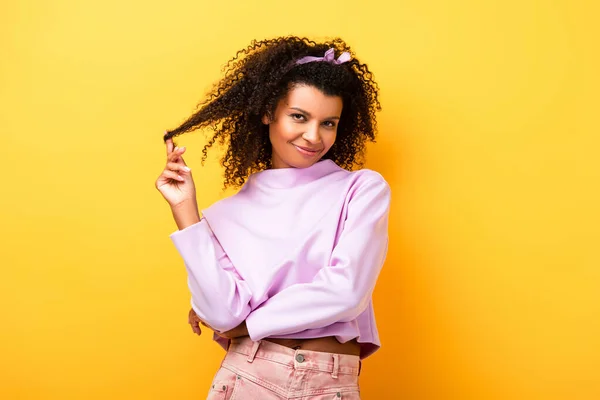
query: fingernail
[
  {"left": 177, "top": 175, "right": 184, "bottom": 180},
  {"left": 182, "top": 166, "right": 191, "bottom": 172}
]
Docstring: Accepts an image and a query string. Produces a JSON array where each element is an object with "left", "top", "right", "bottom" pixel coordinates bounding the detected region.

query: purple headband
[{"left": 295, "top": 48, "right": 351, "bottom": 65}]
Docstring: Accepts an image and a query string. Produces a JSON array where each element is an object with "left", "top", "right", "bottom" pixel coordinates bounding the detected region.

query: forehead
[{"left": 280, "top": 84, "right": 342, "bottom": 116}]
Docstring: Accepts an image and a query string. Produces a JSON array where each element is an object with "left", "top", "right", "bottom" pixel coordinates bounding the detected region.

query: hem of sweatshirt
[{"left": 246, "top": 314, "right": 381, "bottom": 359}]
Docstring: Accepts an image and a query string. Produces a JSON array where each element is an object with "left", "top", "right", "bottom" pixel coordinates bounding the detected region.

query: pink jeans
[{"left": 206, "top": 337, "right": 362, "bottom": 399}]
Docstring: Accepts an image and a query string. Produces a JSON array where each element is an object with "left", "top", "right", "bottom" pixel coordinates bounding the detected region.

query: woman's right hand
[{"left": 155, "top": 138, "right": 197, "bottom": 208}]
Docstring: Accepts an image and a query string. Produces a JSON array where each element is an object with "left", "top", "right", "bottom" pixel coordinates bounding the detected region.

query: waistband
[{"left": 226, "top": 337, "right": 361, "bottom": 377}]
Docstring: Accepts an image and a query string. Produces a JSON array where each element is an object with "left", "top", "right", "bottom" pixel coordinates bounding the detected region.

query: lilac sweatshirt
[{"left": 169, "top": 159, "right": 391, "bottom": 358}]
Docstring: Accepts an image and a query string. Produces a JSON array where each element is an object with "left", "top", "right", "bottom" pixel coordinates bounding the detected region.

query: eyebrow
[{"left": 290, "top": 107, "right": 340, "bottom": 120}]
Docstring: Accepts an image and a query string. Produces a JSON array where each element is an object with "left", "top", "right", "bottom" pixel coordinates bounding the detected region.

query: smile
[{"left": 293, "top": 145, "right": 322, "bottom": 157}]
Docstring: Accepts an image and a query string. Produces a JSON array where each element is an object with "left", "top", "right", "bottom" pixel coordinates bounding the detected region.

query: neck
[{"left": 251, "top": 159, "right": 342, "bottom": 189}]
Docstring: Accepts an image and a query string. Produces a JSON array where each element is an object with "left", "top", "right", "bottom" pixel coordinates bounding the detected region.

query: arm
[
  {"left": 170, "top": 202, "right": 253, "bottom": 332},
  {"left": 245, "top": 176, "right": 391, "bottom": 340}
]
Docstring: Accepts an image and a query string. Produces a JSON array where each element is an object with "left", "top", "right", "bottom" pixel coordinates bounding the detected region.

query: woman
[{"left": 156, "top": 36, "right": 390, "bottom": 399}]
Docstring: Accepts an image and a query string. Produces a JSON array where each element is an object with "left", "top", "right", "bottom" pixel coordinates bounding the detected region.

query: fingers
[
  {"left": 169, "top": 146, "right": 187, "bottom": 163},
  {"left": 191, "top": 321, "right": 201, "bottom": 335},
  {"left": 161, "top": 161, "right": 191, "bottom": 183},
  {"left": 188, "top": 308, "right": 201, "bottom": 336},
  {"left": 166, "top": 137, "right": 174, "bottom": 156},
  {"left": 163, "top": 169, "right": 185, "bottom": 182},
  {"left": 166, "top": 162, "right": 191, "bottom": 174},
  {"left": 165, "top": 136, "right": 187, "bottom": 164}
]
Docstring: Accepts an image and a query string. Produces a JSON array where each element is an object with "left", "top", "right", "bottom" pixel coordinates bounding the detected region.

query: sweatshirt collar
[{"left": 249, "top": 159, "right": 342, "bottom": 189}]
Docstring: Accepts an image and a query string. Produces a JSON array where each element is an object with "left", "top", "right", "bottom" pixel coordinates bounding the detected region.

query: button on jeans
[{"left": 206, "top": 337, "right": 361, "bottom": 399}]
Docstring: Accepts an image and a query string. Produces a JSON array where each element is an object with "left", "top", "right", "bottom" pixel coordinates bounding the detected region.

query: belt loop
[
  {"left": 331, "top": 354, "right": 339, "bottom": 379},
  {"left": 247, "top": 340, "right": 261, "bottom": 363}
]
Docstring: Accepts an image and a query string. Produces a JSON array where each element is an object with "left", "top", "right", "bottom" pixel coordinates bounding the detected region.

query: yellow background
[{"left": 1, "top": 0, "right": 598, "bottom": 398}]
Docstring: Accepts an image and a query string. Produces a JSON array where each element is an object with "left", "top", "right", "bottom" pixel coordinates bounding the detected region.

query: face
[{"left": 263, "top": 84, "right": 342, "bottom": 169}]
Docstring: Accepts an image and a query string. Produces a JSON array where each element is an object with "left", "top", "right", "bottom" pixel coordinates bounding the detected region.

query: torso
[
  {"left": 204, "top": 162, "right": 387, "bottom": 356},
  {"left": 231, "top": 336, "right": 361, "bottom": 356}
]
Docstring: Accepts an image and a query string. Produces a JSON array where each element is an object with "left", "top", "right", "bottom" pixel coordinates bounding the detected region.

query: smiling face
[{"left": 264, "top": 84, "right": 343, "bottom": 169}]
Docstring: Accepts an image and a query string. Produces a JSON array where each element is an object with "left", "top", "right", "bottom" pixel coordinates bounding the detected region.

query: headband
[{"left": 295, "top": 48, "right": 351, "bottom": 65}]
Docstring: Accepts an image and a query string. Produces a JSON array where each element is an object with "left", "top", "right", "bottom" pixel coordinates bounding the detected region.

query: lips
[{"left": 294, "top": 144, "right": 322, "bottom": 153}]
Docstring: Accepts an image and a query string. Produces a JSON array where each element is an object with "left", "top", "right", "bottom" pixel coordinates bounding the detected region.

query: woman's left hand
[
  {"left": 188, "top": 308, "right": 249, "bottom": 339},
  {"left": 218, "top": 321, "right": 249, "bottom": 339},
  {"left": 188, "top": 308, "right": 210, "bottom": 336}
]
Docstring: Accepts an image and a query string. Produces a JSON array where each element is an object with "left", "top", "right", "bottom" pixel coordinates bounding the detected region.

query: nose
[{"left": 301, "top": 122, "right": 322, "bottom": 144}]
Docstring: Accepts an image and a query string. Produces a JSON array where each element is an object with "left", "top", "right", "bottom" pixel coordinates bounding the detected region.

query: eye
[
  {"left": 290, "top": 113, "right": 306, "bottom": 121},
  {"left": 323, "top": 121, "right": 337, "bottom": 128}
]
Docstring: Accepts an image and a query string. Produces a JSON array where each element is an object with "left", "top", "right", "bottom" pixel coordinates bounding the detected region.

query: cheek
[
  {"left": 323, "top": 131, "right": 337, "bottom": 150},
  {"left": 268, "top": 125, "right": 282, "bottom": 146},
  {"left": 269, "top": 120, "right": 298, "bottom": 143}
]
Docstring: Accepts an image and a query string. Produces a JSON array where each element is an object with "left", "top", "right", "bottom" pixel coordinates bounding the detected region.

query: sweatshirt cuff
[
  {"left": 169, "top": 219, "right": 205, "bottom": 240},
  {"left": 245, "top": 310, "right": 268, "bottom": 341}
]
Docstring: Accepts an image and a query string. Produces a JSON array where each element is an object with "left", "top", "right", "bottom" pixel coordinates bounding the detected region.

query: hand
[
  {"left": 155, "top": 138, "right": 197, "bottom": 208},
  {"left": 187, "top": 308, "right": 249, "bottom": 339},
  {"left": 188, "top": 308, "right": 215, "bottom": 336},
  {"left": 217, "top": 321, "right": 249, "bottom": 339}
]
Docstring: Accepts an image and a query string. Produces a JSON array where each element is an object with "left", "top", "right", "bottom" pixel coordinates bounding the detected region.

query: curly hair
[{"left": 163, "top": 36, "right": 381, "bottom": 188}]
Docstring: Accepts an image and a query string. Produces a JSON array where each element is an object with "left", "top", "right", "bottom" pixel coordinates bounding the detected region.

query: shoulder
[
  {"left": 348, "top": 168, "right": 391, "bottom": 193},
  {"left": 339, "top": 167, "right": 391, "bottom": 212}
]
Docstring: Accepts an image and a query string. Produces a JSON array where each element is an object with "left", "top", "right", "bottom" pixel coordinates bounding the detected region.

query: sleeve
[
  {"left": 169, "top": 218, "right": 253, "bottom": 332},
  {"left": 245, "top": 176, "right": 391, "bottom": 340}
]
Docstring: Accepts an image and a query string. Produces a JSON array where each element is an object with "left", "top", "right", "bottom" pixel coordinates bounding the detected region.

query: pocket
[
  {"left": 311, "top": 389, "right": 361, "bottom": 400},
  {"left": 339, "top": 390, "right": 361, "bottom": 400},
  {"left": 206, "top": 367, "right": 240, "bottom": 400},
  {"left": 206, "top": 382, "right": 228, "bottom": 400}
]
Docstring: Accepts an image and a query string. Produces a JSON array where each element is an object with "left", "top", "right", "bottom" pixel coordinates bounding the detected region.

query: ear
[{"left": 262, "top": 113, "right": 271, "bottom": 125}]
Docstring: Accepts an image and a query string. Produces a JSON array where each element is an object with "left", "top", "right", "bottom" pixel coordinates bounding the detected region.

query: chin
[
  {"left": 290, "top": 155, "right": 322, "bottom": 169},
  {"left": 273, "top": 147, "right": 327, "bottom": 169}
]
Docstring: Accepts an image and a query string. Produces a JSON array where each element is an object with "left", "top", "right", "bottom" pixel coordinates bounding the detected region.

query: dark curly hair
[{"left": 163, "top": 36, "right": 381, "bottom": 188}]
